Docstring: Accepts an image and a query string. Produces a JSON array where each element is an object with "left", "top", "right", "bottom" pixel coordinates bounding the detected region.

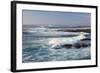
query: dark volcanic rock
[
  {"left": 73, "top": 43, "right": 81, "bottom": 48},
  {"left": 53, "top": 39, "right": 90, "bottom": 49},
  {"left": 54, "top": 46, "right": 61, "bottom": 49},
  {"left": 81, "top": 44, "right": 89, "bottom": 47},
  {"left": 80, "top": 38, "right": 90, "bottom": 41},
  {"left": 61, "top": 44, "right": 72, "bottom": 48}
]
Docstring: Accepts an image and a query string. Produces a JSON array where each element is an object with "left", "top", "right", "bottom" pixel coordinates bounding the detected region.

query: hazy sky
[{"left": 23, "top": 10, "right": 91, "bottom": 27}]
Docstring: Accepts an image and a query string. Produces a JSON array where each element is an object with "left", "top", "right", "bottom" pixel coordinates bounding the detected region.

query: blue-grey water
[{"left": 22, "top": 27, "right": 91, "bottom": 63}]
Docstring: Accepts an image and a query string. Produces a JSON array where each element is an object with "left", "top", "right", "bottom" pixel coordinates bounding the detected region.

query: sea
[{"left": 22, "top": 26, "right": 91, "bottom": 63}]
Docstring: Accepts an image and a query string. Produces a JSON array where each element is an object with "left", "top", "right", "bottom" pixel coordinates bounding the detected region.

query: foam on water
[
  {"left": 22, "top": 27, "right": 91, "bottom": 63},
  {"left": 22, "top": 46, "right": 91, "bottom": 63}
]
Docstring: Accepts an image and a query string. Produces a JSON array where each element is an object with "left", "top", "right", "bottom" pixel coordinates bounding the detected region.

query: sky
[{"left": 23, "top": 10, "right": 91, "bottom": 27}]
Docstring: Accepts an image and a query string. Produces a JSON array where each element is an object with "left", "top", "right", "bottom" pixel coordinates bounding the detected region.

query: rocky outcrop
[{"left": 53, "top": 40, "right": 90, "bottom": 49}]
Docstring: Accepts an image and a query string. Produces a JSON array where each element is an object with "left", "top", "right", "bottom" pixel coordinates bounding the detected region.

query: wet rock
[
  {"left": 53, "top": 40, "right": 90, "bottom": 49},
  {"left": 61, "top": 44, "right": 72, "bottom": 48},
  {"left": 73, "top": 43, "right": 81, "bottom": 48},
  {"left": 53, "top": 45, "right": 61, "bottom": 49},
  {"left": 54, "top": 47, "right": 61, "bottom": 49},
  {"left": 80, "top": 38, "right": 90, "bottom": 41},
  {"left": 81, "top": 44, "right": 89, "bottom": 47}
]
